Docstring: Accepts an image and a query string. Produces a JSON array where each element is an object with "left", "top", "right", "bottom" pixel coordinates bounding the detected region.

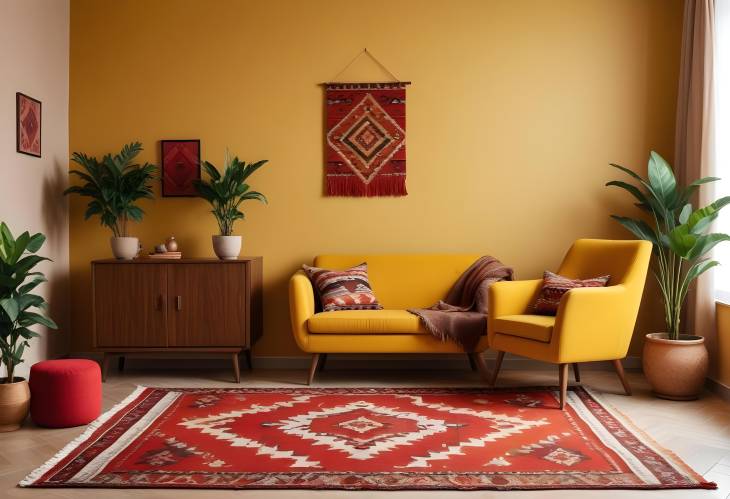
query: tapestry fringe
[{"left": 326, "top": 175, "right": 407, "bottom": 197}]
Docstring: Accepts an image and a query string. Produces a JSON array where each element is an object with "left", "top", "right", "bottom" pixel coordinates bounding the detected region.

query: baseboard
[
  {"left": 706, "top": 377, "right": 730, "bottom": 402},
  {"left": 68, "top": 351, "right": 641, "bottom": 372}
]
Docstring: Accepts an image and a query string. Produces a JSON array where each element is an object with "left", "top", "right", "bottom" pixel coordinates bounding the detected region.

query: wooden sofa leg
[
  {"left": 307, "top": 354, "right": 321, "bottom": 385},
  {"left": 467, "top": 354, "right": 478, "bottom": 371},
  {"left": 318, "top": 353, "right": 328, "bottom": 372},
  {"left": 558, "top": 363, "right": 569, "bottom": 410},
  {"left": 572, "top": 363, "right": 580, "bottom": 382},
  {"left": 489, "top": 351, "right": 505, "bottom": 387},
  {"left": 612, "top": 359, "right": 632, "bottom": 395},
  {"left": 469, "top": 353, "right": 490, "bottom": 382}
]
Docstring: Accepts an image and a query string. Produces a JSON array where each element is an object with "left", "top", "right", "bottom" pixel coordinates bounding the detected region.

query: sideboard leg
[
  {"left": 232, "top": 353, "right": 241, "bottom": 383},
  {"left": 101, "top": 353, "right": 110, "bottom": 382}
]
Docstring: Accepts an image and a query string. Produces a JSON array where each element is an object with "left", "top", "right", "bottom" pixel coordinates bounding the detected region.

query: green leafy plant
[
  {"left": 193, "top": 151, "right": 268, "bottom": 236},
  {"left": 0, "top": 223, "right": 57, "bottom": 383},
  {"left": 607, "top": 150, "right": 730, "bottom": 340},
  {"left": 64, "top": 142, "right": 157, "bottom": 237}
]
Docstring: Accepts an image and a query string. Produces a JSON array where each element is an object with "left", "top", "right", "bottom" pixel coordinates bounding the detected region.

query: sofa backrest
[{"left": 313, "top": 254, "right": 482, "bottom": 309}]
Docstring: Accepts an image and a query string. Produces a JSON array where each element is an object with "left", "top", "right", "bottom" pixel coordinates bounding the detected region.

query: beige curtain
[{"left": 674, "top": 0, "right": 716, "bottom": 368}]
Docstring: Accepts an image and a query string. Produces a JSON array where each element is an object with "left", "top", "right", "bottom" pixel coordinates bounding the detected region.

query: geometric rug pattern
[{"left": 21, "top": 387, "right": 715, "bottom": 490}]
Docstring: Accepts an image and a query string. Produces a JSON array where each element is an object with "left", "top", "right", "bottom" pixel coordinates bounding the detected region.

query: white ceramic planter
[
  {"left": 110, "top": 237, "right": 139, "bottom": 260},
  {"left": 212, "top": 235, "right": 241, "bottom": 260}
]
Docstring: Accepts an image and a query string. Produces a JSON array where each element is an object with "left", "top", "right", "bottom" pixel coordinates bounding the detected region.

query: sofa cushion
[
  {"left": 492, "top": 314, "right": 556, "bottom": 343},
  {"left": 308, "top": 310, "right": 427, "bottom": 334},
  {"left": 303, "top": 263, "right": 383, "bottom": 312}
]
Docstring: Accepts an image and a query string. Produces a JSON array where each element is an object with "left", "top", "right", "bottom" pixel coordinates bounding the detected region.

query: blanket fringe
[{"left": 326, "top": 175, "right": 407, "bottom": 197}]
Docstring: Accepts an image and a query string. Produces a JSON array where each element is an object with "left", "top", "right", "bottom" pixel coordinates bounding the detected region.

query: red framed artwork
[
  {"left": 161, "top": 140, "right": 200, "bottom": 197},
  {"left": 16, "top": 93, "right": 41, "bottom": 157}
]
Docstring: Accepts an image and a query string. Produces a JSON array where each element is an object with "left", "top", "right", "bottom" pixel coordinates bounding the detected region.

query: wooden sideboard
[{"left": 92, "top": 257, "right": 262, "bottom": 382}]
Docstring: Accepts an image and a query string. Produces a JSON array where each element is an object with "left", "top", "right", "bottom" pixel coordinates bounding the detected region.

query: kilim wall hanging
[{"left": 325, "top": 49, "right": 409, "bottom": 197}]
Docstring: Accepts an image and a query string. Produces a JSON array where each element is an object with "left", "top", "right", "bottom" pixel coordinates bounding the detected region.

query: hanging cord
[{"left": 328, "top": 48, "right": 402, "bottom": 83}]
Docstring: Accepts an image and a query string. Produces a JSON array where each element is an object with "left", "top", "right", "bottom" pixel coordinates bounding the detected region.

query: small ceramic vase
[{"left": 166, "top": 236, "right": 179, "bottom": 252}]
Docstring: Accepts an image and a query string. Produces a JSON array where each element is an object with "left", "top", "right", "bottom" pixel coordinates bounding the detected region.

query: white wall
[{"left": 0, "top": 0, "right": 70, "bottom": 378}]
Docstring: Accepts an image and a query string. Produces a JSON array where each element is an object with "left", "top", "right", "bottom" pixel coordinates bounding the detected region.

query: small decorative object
[
  {"left": 324, "top": 49, "right": 408, "bottom": 197},
  {"left": 161, "top": 140, "right": 200, "bottom": 197},
  {"left": 64, "top": 142, "right": 157, "bottom": 260},
  {"left": 0, "top": 222, "right": 57, "bottom": 431},
  {"left": 165, "top": 236, "right": 179, "bottom": 252},
  {"left": 607, "top": 150, "right": 730, "bottom": 399},
  {"left": 154, "top": 243, "right": 167, "bottom": 253},
  {"left": 193, "top": 150, "right": 267, "bottom": 260},
  {"left": 16, "top": 92, "right": 41, "bottom": 157}
]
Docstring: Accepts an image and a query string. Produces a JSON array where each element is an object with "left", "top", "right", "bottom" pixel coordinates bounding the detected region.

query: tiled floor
[{"left": 3, "top": 365, "right": 730, "bottom": 498}]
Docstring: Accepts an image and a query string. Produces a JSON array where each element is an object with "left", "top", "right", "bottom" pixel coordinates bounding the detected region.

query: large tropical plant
[
  {"left": 607, "top": 151, "right": 730, "bottom": 340},
  {"left": 0, "top": 223, "right": 57, "bottom": 383},
  {"left": 64, "top": 142, "right": 157, "bottom": 237},
  {"left": 193, "top": 151, "right": 268, "bottom": 236}
]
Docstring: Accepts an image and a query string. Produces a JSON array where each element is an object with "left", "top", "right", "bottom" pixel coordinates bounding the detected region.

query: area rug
[{"left": 20, "top": 386, "right": 715, "bottom": 491}]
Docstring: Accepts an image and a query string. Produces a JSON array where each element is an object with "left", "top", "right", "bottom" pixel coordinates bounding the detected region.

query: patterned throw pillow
[
  {"left": 533, "top": 271, "right": 610, "bottom": 316},
  {"left": 303, "top": 263, "right": 383, "bottom": 312}
]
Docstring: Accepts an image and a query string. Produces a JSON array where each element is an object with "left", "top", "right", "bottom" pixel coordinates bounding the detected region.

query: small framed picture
[
  {"left": 161, "top": 140, "right": 201, "bottom": 197},
  {"left": 16, "top": 92, "right": 41, "bottom": 157}
]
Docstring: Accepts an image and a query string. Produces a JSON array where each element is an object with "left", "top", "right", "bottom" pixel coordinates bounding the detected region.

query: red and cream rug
[{"left": 21, "top": 386, "right": 714, "bottom": 491}]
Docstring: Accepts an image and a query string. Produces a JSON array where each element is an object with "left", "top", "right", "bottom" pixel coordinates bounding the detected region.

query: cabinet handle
[{"left": 176, "top": 296, "right": 182, "bottom": 311}]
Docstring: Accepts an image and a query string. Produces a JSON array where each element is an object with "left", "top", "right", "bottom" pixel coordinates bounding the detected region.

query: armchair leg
[
  {"left": 572, "top": 363, "right": 580, "bottom": 382},
  {"left": 612, "top": 359, "right": 632, "bottom": 395},
  {"left": 490, "top": 351, "right": 505, "bottom": 387},
  {"left": 558, "top": 363, "right": 569, "bottom": 410},
  {"left": 307, "top": 354, "right": 321, "bottom": 385}
]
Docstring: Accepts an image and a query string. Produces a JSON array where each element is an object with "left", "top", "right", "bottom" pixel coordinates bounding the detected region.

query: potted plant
[
  {"left": 0, "top": 222, "right": 57, "bottom": 431},
  {"left": 64, "top": 142, "right": 157, "bottom": 259},
  {"left": 607, "top": 151, "right": 730, "bottom": 399},
  {"left": 194, "top": 151, "right": 267, "bottom": 260}
]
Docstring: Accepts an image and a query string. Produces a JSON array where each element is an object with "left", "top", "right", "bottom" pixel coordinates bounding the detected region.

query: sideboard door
[
  {"left": 93, "top": 264, "right": 168, "bottom": 347},
  {"left": 168, "top": 263, "right": 247, "bottom": 347}
]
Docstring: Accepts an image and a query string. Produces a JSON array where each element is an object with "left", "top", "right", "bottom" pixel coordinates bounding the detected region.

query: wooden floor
[{"left": 3, "top": 366, "right": 730, "bottom": 498}]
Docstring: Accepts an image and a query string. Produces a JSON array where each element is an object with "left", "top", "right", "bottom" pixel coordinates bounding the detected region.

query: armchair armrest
[
  {"left": 488, "top": 279, "right": 543, "bottom": 317},
  {"left": 488, "top": 279, "right": 542, "bottom": 342},
  {"left": 289, "top": 270, "right": 315, "bottom": 351},
  {"left": 554, "top": 285, "right": 637, "bottom": 362}
]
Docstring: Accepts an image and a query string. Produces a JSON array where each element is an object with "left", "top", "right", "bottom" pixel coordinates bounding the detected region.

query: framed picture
[
  {"left": 16, "top": 92, "right": 41, "bottom": 157},
  {"left": 161, "top": 139, "right": 200, "bottom": 197}
]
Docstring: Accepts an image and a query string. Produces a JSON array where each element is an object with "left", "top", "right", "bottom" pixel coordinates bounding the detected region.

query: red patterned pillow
[
  {"left": 533, "top": 271, "right": 610, "bottom": 315},
  {"left": 303, "top": 263, "right": 383, "bottom": 312}
]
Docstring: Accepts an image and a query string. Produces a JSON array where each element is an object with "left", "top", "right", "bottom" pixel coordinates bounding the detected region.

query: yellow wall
[{"left": 69, "top": 0, "right": 683, "bottom": 357}]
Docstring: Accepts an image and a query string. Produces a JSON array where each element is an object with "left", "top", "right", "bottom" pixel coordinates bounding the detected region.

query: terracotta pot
[
  {"left": 110, "top": 236, "right": 139, "bottom": 260},
  {"left": 0, "top": 378, "right": 30, "bottom": 432},
  {"left": 212, "top": 235, "right": 241, "bottom": 260},
  {"left": 642, "top": 333, "right": 708, "bottom": 400}
]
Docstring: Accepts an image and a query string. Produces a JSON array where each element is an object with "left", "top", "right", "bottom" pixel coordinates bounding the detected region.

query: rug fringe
[
  {"left": 19, "top": 385, "right": 149, "bottom": 487},
  {"left": 326, "top": 175, "right": 407, "bottom": 197},
  {"left": 581, "top": 387, "right": 717, "bottom": 490}
]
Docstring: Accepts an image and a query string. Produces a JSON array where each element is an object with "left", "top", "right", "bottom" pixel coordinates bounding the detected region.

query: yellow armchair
[{"left": 488, "top": 239, "right": 652, "bottom": 409}]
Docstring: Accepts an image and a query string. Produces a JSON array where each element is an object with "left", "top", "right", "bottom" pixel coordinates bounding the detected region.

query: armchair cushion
[
  {"left": 492, "top": 314, "right": 556, "bottom": 343},
  {"left": 308, "top": 310, "right": 426, "bottom": 334},
  {"left": 533, "top": 271, "right": 610, "bottom": 315}
]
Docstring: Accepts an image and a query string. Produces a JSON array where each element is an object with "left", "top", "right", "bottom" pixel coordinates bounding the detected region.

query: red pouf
[{"left": 29, "top": 359, "right": 102, "bottom": 428}]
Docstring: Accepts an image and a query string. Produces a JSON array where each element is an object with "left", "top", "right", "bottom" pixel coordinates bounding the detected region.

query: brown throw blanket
[{"left": 408, "top": 256, "right": 513, "bottom": 352}]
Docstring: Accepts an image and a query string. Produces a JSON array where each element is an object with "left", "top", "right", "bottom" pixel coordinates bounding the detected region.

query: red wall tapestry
[
  {"left": 325, "top": 83, "right": 407, "bottom": 197},
  {"left": 161, "top": 140, "right": 200, "bottom": 197},
  {"left": 16, "top": 93, "right": 41, "bottom": 157}
]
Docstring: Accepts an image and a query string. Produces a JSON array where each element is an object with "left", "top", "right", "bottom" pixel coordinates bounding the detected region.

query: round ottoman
[{"left": 29, "top": 359, "right": 102, "bottom": 428}]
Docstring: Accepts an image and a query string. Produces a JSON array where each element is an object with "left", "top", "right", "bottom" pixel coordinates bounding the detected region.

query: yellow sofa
[
  {"left": 488, "top": 239, "right": 652, "bottom": 409},
  {"left": 289, "top": 254, "right": 490, "bottom": 384}
]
